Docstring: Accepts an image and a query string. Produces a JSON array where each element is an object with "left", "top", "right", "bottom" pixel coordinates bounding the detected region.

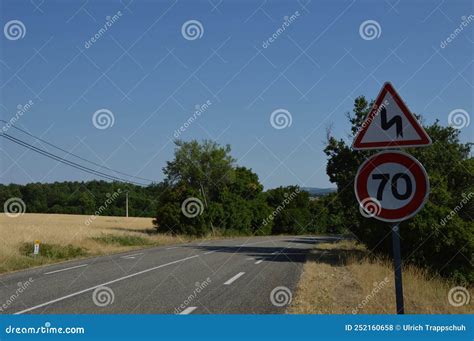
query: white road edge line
[
  {"left": 15, "top": 254, "right": 200, "bottom": 315},
  {"left": 223, "top": 272, "right": 245, "bottom": 285},
  {"left": 43, "top": 264, "right": 88, "bottom": 275},
  {"left": 255, "top": 260, "right": 263, "bottom": 265},
  {"left": 179, "top": 306, "right": 197, "bottom": 315}
]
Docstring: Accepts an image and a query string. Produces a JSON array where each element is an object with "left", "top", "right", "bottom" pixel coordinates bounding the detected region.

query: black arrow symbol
[{"left": 380, "top": 106, "right": 403, "bottom": 138}]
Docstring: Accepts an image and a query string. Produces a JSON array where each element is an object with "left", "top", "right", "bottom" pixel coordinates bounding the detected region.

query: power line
[
  {"left": 1, "top": 133, "right": 147, "bottom": 186},
  {"left": 0, "top": 120, "right": 155, "bottom": 183},
  {"left": 0, "top": 133, "right": 148, "bottom": 186}
]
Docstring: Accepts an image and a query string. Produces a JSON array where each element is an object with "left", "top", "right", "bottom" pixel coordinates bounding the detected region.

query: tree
[
  {"left": 163, "top": 140, "right": 235, "bottom": 202},
  {"left": 308, "top": 193, "right": 347, "bottom": 234},
  {"left": 1, "top": 180, "right": 161, "bottom": 217},
  {"left": 154, "top": 140, "right": 274, "bottom": 236},
  {"left": 264, "top": 186, "right": 311, "bottom": 235}
]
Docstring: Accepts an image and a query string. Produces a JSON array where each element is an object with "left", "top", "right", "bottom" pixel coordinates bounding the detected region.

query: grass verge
[
  {"left": 288, "top": 240, "right": 472, "bottom": 314},
  {"left": 91, "top": 234, "right": 151, "bottom": 247},
  {"left": 19, "top": 242, "right": 87, "bottom": 259}
]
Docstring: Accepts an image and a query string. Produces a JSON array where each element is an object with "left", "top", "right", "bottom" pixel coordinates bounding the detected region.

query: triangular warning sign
[{"left": 352, "top": 82, "right": 432, "bottom": 150}]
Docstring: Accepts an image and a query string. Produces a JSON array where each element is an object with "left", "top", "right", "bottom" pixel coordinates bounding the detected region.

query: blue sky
[{"left": 0, "top": 0, "right": 472, "bottom": 189}]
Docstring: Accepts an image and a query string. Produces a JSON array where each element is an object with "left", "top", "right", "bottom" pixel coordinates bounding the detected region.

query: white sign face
[
  {"left": 352, "top": 82, "right": 432, "bottom": 150},
  {"left": 355, "top": 151, "right": 430, "bottom": 222},
  {"left": 34, "top": 243, "right": 40, "bottom": 255},
  {"left": 366, "top": 162, "right": 416, "bottom": 210}
]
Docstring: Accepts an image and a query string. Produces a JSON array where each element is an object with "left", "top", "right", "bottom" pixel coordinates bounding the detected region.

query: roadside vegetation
[
  {"left": 289, "top": 240, "right": 472, "bottom": 314},
  {"left": 19, "top": 242, "right": 87, "bottom": 260},
  {"left": 92, "top": 234, "right": 151, "bottom": 247},
  {"left": 154, "top": 140, "right": 346, "bottom": 237}
]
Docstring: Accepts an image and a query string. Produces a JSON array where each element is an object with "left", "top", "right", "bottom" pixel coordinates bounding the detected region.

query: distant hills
[{"left": 301, "top": 187, "right": 337, "bottom": 197}]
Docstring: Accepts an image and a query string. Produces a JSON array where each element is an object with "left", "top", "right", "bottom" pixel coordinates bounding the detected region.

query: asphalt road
[{"left": 0, "top": 236, "right": 341, "bottom": 314}]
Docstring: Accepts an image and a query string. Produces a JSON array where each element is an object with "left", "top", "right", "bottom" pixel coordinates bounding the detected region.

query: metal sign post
[{"left": 391, "top": 224, "right": 404, "bottom": 314}]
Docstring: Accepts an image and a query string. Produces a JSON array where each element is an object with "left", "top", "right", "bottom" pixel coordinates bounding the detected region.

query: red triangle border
[{"left": 352, "top": 82, "right": 432, "bottom": 150}]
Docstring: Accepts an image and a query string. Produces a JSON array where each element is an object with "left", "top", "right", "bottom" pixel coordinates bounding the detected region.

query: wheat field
[{"left": 0, "top": 213, "right": 192, "bottom": 273}]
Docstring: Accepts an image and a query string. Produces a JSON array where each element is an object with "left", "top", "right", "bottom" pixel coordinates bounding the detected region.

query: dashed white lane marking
[
  {"left": 223, "top": 272, "right": 245, "bottom": 285},
  {"left": 15, "top": 254, "right": 200, "bottom": 315},
  {"left": 43, "top": 264, "right": 88, "bottom": 275},
  {"left": 255, "top": 259, "right": 263, "bottom": 265},
  {"left": 179, "top": 306, "right": 197, "bottom": 314},
  {"left": 166, "top": 246, "right": 180, "bottom": 250},
  {"left": 121, "top": 253, "right": 144, "bottom": 259}
]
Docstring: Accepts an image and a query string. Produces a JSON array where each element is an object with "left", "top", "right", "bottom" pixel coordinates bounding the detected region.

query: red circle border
[{"left": 355, "top": 151, "right": 429, "bottom": 222}]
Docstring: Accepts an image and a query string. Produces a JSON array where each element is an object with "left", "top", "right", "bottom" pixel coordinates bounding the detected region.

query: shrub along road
[{"left": 0, "top": 236, "right": 341, "bottom": 314}]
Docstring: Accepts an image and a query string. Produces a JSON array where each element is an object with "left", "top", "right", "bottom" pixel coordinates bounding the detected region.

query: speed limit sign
[{"left": 354, "top": 151, "right": 429, "bottom": 222}]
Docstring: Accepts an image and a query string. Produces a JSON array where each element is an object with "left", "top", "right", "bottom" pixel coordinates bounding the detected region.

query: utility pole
[
  {"left": 199, "top": 182, "right": 215, "bottom": 236},
  {"left": 125, "top": 191, "right": 129, "bottom": 218}
]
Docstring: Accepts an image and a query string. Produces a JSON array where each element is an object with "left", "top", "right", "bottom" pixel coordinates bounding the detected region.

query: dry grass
[
  {"left": 0, "top": 213, "right": 199, "bottom": 274},
  {"left": 289, "top": 240, "right": 472, "bottom": 314}
]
